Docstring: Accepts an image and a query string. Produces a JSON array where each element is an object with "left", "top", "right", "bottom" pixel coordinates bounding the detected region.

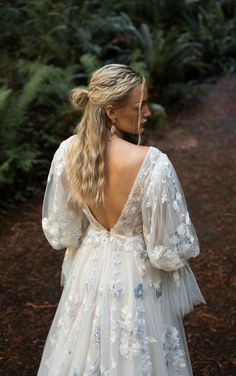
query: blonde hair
[{"left": 66, "top": 64, "right": 145, "bottom": 208}]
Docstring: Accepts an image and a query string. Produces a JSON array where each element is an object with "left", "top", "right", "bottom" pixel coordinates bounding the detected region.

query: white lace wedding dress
[{"left": 38, "top": 136, "right": 206, "bottom": 376}]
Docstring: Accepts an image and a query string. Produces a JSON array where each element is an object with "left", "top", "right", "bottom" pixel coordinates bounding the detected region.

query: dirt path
[{"left": 0, "top": 74, "right": 235, "bottom": 375}]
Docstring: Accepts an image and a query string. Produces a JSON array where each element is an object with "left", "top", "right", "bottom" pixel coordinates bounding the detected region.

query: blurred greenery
[{"left": 0, "top": 0, "right": 235, "bottom": 209}]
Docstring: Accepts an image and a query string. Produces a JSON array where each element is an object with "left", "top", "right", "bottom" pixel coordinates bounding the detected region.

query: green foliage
[
  {"left": 184, "top": 1, "right": 236, "bottom": 74},
  {"left": 0, "top": 0, "right": 236, "bottom": 208},
  {"left": 80, "top": 54, "right": 101, "bottom": 78},
  {"left": 0, "top": 61, "right": 77, "bottom": 208}
]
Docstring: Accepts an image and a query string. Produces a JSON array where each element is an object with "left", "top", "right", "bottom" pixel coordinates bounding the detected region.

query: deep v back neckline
[{"left": 85, "top": 146, "right": 153, "bottom": 232}]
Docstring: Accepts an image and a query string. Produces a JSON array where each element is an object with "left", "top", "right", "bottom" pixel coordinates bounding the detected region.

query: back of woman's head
[
  {"left": 66, "top": 64, "right": 145, "bottom": 208},
  {"left": 71, "top": 64, "right": 143, "bottom": 112}
]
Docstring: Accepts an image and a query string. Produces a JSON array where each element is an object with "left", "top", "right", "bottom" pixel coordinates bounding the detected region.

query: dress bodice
[{"left": 82, "top": 147, "right": 161, "bottom": 237}]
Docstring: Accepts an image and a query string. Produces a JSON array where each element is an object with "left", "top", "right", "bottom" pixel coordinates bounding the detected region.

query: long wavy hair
[{"left": 66, "top": 64, "right": 145, "bottom": 208}]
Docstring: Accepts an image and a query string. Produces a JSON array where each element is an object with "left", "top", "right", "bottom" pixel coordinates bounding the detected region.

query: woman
[{"left": 38, "top": 64, "right": 206, "bottom": 376}]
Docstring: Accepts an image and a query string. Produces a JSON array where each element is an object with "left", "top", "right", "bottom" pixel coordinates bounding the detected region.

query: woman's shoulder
[
  {"left": 148, "top": 148, "right": 179, "bottom": 188},
  {"left": 53, "top": 135, "right": 76, "bottom": 156},
  {"left": 58, "top": 135, "right": 76, "bottom": 150},
  {"left": 140, "top": 145, "right": 173, "bottom": 181},
  {"left": 48, "top": 135, "right": 76, "bottom": 168},
  {"left": 112, "top": 139, "right": 161, "bottom": 164},
  {"left": 137, "top": 144, "right": 168, "bottom": 168},
  {"left": 115, "top": 141, "right": 171, "bottom": 176},
  {"left": 112, "top": 141, "right": 150, "bottom": 171}
]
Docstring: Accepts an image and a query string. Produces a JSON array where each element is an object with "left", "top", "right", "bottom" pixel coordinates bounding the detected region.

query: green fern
[
  {"left": 9, "top": 63, "right": 52, "bottom": 126},
  {"left": 185, "top": 1, "right": 236, "bottom": 73},
  {"left": 0, "top": 61, "right": 76, "bottom": 200}
]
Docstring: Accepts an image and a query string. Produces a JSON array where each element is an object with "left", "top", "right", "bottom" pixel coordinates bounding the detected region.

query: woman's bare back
[{"left": 87, "top": 139, "right": 150, "bottom": 231}]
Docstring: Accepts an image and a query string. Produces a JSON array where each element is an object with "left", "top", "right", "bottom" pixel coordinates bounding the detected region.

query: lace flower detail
[
  {"left": 91, "top": 327, "right": 101, "bottom": 344},
  {"left": 118, "top": 306, "right": 156, "bottom": 361},
  {"left": 84, "top": 357, "right": 99, "bottom": 375},
  {"left": 118, "top": 306, "right": 142, "bottom": 359},
  {"left": 100, "top": 365, "right": 110, "bottom": 376},
  {"left": 71, "top": 228, "right": 82, "bottom": 239},
  {"left": 69, "top": 368, "right": 80, "bottom": 376},
  {"left": 110, "top": 280, "right": 125, "bottom": 299},
  {"left": 134, "top": 283, "right": 145, "bottom": 298},
  {"left": 152, "top": 280, "right": 162, "bottom": 298},
  {"left": 162, "top": 325, "right": 186, "bottom": 372}
]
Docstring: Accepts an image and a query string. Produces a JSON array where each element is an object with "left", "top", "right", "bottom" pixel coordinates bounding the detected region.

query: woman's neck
[{"left": 106, "top": 125, "right": 124, "bottom": 140}]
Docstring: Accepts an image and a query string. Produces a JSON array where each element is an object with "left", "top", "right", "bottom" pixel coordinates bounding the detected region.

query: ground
[{"left": 0, "top": 74, "right": 235, "bottom": 376}]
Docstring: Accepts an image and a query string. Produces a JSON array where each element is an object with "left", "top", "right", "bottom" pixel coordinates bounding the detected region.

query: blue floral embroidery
[
  {"left": 69, "top": 369, "right": 80, "bottom": 376},
  {"left": 134, "top": 283, "right": 144, "bottom": 298},
  {"left": 86, "top": 357, "right": 99, "bottom": 374},
  {"left": 110, "top": 280, "right": 125, "bottom": 299},
  {"left": 91, "top": 327, "right": 101, "bottom": 344},
  {"left": 139, "top": 249, "right": 149, "bottom": 261}
]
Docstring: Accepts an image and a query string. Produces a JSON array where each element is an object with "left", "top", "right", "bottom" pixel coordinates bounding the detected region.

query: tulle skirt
[{"left": 38, "top": 227, "right": 206, "bottom": 376}]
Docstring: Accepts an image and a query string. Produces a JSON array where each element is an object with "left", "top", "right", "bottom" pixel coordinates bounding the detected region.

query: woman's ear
[{"left": 105, "top": 105, "right": 116, "bottom": 122}]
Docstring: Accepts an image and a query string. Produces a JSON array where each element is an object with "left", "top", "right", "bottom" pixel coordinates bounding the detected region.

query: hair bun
[{"left": 71, "top": 88, "right": 89, "bottom": 110}]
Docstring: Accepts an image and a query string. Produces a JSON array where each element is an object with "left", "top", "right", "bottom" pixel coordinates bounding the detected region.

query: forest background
[
  {"left": 0, "top": 1, "right": 236, "bottom": 374},
  {"left": 1, "top": 0, "right": 236, "bottom": 209}
]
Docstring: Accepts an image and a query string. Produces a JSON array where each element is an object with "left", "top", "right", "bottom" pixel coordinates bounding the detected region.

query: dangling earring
[{"left": 111, "top": 119, "right": 117, "bottom": 135}]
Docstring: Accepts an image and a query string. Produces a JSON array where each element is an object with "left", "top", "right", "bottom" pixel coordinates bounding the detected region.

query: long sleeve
[
  {"left": 142, "top": 151, "right": 206, "bottom": 316},
  {"left": 42, "top": 137, "right": 89, "bottom": 287},
  {"left": 142, "top": 153, "right": 200, "bottom": 271},
  {"left": 42, "top": 137, "right": 89, "bottom": 251}
]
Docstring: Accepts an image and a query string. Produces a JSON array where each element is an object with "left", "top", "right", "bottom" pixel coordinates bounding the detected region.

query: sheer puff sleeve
[
  {"left": 142, "top": 152, "right": 200, "bottom": 271},
  {"left": 142, "top": 151, "right": 206, "bottom": 316},
  {"left": 42, "top": 137, "right": 89, "bottom": 286}
]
